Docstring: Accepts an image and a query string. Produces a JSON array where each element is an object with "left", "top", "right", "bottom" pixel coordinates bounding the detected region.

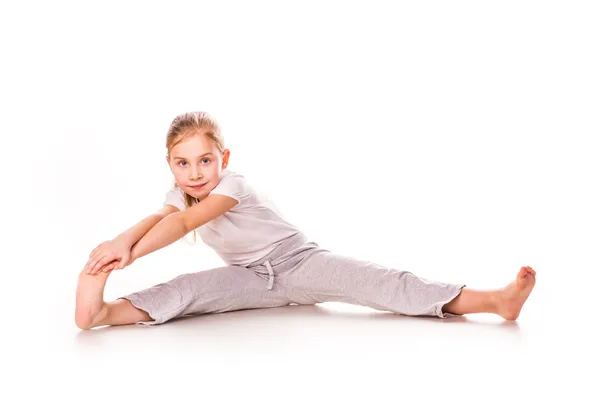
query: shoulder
[
  {"left": 218, "top": 169, "right": 246, "bottom": 183},
  {"left": 209, "top": 169, "right": 251, "bottom": 205},
  {"left": 163, "top": 186, "right": 187, "bottom": 211}
]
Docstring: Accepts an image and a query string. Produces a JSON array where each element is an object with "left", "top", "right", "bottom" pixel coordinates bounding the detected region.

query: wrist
[
  {"left": 130, "top": 244, "right": 139, "bottom": 263},
  {"left": 114, "top": 235, "right": 134, "bottom": 248}
]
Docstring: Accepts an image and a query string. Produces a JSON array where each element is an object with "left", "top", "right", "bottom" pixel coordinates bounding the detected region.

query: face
[{"left": 166, "top": 134, "right": 230, "bottom": 201}]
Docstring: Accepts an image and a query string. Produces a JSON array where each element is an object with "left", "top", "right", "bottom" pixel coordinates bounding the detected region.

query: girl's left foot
[{"left": 495, "top": 266, "right": 537, "bottom": 320}]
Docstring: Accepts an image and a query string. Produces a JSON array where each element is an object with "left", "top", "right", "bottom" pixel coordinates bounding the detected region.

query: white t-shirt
[{"left": 163, "top": 169, "right": 303, "bottom": 267}]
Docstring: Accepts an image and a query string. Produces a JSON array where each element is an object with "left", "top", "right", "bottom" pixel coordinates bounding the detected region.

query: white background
[{"left": 1, "top": 1, "right": 598, "bottom": 398}]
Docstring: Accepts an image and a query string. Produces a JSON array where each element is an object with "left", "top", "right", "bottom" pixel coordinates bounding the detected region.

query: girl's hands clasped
[{"left": 85, "top": 239, "right": 134, "bottom": 275}]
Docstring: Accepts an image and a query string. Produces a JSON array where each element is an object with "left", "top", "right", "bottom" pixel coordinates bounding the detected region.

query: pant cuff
[
  {"left": 435, "top": 284, "right": 467, "bottom": 318},
  {"left": 118, "top": 294, "right": 163, "bottom": 326}
]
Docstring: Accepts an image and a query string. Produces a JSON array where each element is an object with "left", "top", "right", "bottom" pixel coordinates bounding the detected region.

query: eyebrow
[{"left": 173, "top": 152, "right": 214, "bottom": 160}]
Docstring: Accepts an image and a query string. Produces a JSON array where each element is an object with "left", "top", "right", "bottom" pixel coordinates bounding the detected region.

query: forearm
[
  {"left": 130, "top": 213, "right": 189, "bottom": 262},
  {"left": 114, "top": 213, "right": 165, "bottom": 248}
]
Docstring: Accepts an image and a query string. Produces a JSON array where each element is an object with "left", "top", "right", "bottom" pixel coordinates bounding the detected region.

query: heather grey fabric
[{"left": 118, "top": 232, "right": 466, "bottom": 326}]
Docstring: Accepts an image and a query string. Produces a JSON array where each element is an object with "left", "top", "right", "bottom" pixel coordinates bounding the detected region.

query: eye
[{"left": 177, "top": 158, "right": 210, "bottom": 167}]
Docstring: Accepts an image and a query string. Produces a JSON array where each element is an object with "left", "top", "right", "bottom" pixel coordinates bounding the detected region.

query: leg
[
  {"left": 283, "top": 250, "right": 467, "bottom": 318},
  {"left": 115, "top": 265, "right": 292, "bottom": 326},
  {"left": 75, "top": 269, "right": 152, "bottom": 330},
  {"left": 442, "top": 266, "right": 536, "bottom": 320}
]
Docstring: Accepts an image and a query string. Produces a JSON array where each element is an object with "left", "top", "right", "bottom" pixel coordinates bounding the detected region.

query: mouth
[{"left": 189, "top": 183, "right": 207, "bottom": 189}]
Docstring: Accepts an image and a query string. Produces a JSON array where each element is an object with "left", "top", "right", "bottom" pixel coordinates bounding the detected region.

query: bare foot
[
  {"left": 75, "top": 268, "right": 113, "bottom": 329},
  {"left": 496, "top": 266, "right": 536, "bottom": 320}
]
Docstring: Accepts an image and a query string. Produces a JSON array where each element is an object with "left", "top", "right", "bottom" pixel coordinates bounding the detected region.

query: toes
[{"left": 519, "top": 266, "right": 528, "bottom": 277}]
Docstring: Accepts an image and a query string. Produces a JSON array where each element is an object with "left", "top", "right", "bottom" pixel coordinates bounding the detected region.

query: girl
[{"left": 75, "top": 111, "right": 536, "bottom": 330}]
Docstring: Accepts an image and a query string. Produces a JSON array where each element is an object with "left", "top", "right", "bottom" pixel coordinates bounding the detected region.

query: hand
[
  {"left": 84, "top": 239, "right": 133, "bottom": 275},
  {"left": 98, "top": 249, "right": 135, "bottom": 274}
]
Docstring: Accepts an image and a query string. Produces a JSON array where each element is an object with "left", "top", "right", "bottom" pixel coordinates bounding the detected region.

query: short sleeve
[
  {"left": 163, "top": 187, "right": 186, "bottom": 211},
  {"left": 209, "top": 172, "right": 247, "bottom": 205}
]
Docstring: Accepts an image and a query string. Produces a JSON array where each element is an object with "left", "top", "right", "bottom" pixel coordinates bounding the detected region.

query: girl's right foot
[{"left": 75, "top": 268, "right": 112, "bottom": 330}]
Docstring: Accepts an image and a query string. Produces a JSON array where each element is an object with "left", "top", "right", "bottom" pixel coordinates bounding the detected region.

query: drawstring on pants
[
  {"left": 263, "top": 260, "right": 275, "bottom": 290},
  {"left": 245, "top": 256, "right": 277, "bottom": 291},
  {"left": 245, "top": 234, "right": 317, "bottom": 291}
]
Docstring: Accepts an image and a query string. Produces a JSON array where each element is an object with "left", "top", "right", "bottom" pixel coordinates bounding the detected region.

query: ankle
[
  {"left": 489, "top": 289, "right": 504, "bottom": 315},
  {"left": 89, "top": 303, "right": 109, "bottom": 328}
]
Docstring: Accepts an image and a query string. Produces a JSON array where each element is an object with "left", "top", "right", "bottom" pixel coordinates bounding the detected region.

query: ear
[{"left": 222, "top": 149, "right": 230, "bottom": 168}]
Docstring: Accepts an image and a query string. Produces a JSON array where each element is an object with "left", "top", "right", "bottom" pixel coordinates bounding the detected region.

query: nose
[{"left": 189, "top": 166, "right": 203, "bottom": 180}]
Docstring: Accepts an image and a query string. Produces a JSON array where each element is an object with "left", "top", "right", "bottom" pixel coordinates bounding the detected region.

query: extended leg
[
  {"left": 115, "top": 265, "right": 294, "bottom": 326},
  {"left": 283, "top": 249, "right": 536, "bottom": 320}
]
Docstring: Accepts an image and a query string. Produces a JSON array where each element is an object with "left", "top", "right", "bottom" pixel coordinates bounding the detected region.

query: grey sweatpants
[{"left": 118, "top": 232, "right": 466, "bottom": 326}]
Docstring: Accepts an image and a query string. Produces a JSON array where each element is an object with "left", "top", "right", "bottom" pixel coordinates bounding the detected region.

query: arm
[
  {"left": 114, "top": 205, "right": 180, "bottom": 247},
  {"left": 130, "top": 194, "right": 239, "bottom": 263}
]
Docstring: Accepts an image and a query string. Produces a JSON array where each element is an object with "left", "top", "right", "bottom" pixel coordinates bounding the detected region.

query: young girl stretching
[{"left": 75, "top": 111, "right": 536, "bottom": 330}]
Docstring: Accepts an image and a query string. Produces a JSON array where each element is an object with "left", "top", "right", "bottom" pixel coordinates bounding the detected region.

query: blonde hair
[{"left": 165, "top": 111, "right": 226, "bottom": 244}]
